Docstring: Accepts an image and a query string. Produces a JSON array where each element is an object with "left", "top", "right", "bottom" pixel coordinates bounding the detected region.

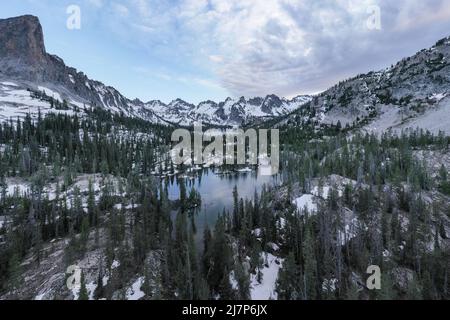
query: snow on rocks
[
  {"left": 429, "top": 92, "right": 447, "bottom": 102},
  {"left": 113, "top": 203, "right": 140, "bottom": 210},
  {"left": 126, "top": 277, "right": 145, "bottom": 300},
  {"left": 1, "top": 178, "right": 31, "bottom": 198},
  {"left": 227, "top": 252, "right": 283, "bottom": 300},
  {"left": 35, "top": 291, "right": 49, "bottom": 300},
  {"left": 338, "top": 217, "right": 359, "bottom": 245},
  {"left": 266, "top": 242, "right": 280, "bottom": 252},
  {"left": 322, "top": 278, "right": 338, "bottom": 293},
  {"left": 0, "top": 216, "right": 6, "bottom": 229},
  {"left": 229, "top": 271, "right": 239, "bottom": 291},
  {"left": 277, "top": 217, "right": 286, "bottom": 230},
  {"left": 0, "top": 85, "right": 76, "bottom": 122},
  {"left": 1, "top": 81, "right": 18, "bottom": 87},
  {"left": 293, "top": 194, "right": 317, "bottom": 215},
  {"left": 312, "top": 186, "right": 330, "bottom": 199},
  {"left": 111, "top": 260, "right": 121, "bottom": 270},
  {"left": 38, "top": 86, "right": 63, "bottom": 103},
  {"left": 250, "top": 253, "right": 283, "bottom": 300},
  {"left": 391, "top": 267, "right": 414, "bottom": 293},
  {"left": 252, "top": 228, "right": 262, "bottom": 238}
]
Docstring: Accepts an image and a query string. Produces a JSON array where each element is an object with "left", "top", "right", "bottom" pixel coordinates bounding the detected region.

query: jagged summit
[
  {"left": 0, "top": 15, "right": 46, "bottom": 65},
  {"left": 0, "top": 15, "right": 50, "bottom": 81}
]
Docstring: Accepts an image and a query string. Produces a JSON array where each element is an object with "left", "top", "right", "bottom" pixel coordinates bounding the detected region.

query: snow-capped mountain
[
  {"left": 3, "top": 14, "right": 450, "bottom": 133},
  {"left": 141, "top": 94, "right": 311, "bottom": 126},
  {"left": 278, "top": 36, "right": 450, "bottom": 134},
  {"left": 0, "top": 15, "right": 311, "bottom": 127}
]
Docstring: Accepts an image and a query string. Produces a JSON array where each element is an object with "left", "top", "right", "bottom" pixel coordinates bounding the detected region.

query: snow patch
[
  {"left": 111, "top": 260, "right": 120, "bottom": 270},
  {"left": 1, "top": 82, "right": 18, "bottom": 87},
  {"left": 322, "top": 278, "right": 338, "bottom": 293},
  {"left": 38, "top": 86, "right": 63, "bottom": 103},
  {"left": 293, "top": 194, "right": 317, "bottom": 215},
  {"left": 338, "top": 217, "right": 359, "bottom": 245},
  {"left": 250, "top": 253, "right": 282, "bottom": 300},
  {"left": 126, "top": 277, "right": 145, "bottom": 300},
  {"left": 430, "top": 93, "right": 447, "bottom": 102}
]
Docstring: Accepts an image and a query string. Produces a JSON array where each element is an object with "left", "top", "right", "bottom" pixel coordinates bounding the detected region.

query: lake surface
[{"left": 165, "top": 168, "right": 281, "bottom": 246}]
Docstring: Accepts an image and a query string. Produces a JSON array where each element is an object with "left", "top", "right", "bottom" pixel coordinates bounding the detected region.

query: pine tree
[
  {"left": 376, "top": 272, "right": 395, "bottom": 300},
  {"left": 235, "top": 262, "right": 251, "bottom": 300},
  {"left": 250, "top": 243, "right": 263, "bottom": 284},
  {"left": 87, "top": 179, "right": 96, "bottom": 225},
  {"left": 94, "top": 266, "right": 105, "bottom": 300},
  {"left": 406, "top": 276, "right": 423, "bottom": 300},
  {"left": 303, "top": 225, "right": 317, "bottom": 300},
  {"left": 276, "top": 252, "right": 299, "bottom": 300},
  {"left": 232, "top": 186, "right": 240, "bottom": 234},
  {"left": 345, "top": 281, "right": 360, "bottom": 300},
  {"left": 218, "top": 267, "right": 235, "bottom": 300},
  {"left": 179, "top": 178, "right": 187, "bottom": 212},
  {"left": 7, "top": 253, "right": 22, "bottom": 291},
  {"left": 78, "top": 271, "right": 89, "bottom": 300},
  {"left": 206, "top": 216, "right": 232, "bottom": 295},
  {"left": 142, "top": 263, "right": 152, "bottom": 299},
  {"left": 202, "top": 224, "right": 212, "bottom": 275},
  {"left": 80, "top": 217, "right": 90, "bottom": 254}
]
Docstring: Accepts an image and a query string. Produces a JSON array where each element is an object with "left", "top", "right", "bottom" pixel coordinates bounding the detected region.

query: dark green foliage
[{"left": 0, "top": 108, "right": 449, "bottom": 301}]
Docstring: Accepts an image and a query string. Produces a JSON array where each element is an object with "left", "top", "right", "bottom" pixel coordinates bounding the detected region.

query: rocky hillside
[
  {"left": 279, "top": 36, "right": 450, "bottom": 134},
  {"left": 0, "top": 15, "right": 311, "bottom": 126}
]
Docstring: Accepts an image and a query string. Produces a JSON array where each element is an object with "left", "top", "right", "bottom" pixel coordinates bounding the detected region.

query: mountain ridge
[
  {"left": 274, "top": 35, "right": 450, "bottom": 135},
  {"left": 0, "top": 15, "right": 312, "bottom": 126},
  {"left": 2, "top": 14, "right": 450, "bottom": 133}
]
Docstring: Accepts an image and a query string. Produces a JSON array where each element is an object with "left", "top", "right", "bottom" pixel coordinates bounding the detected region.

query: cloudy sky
[{"left": 2, "top": 0, "right": 450, "bottom": 103}]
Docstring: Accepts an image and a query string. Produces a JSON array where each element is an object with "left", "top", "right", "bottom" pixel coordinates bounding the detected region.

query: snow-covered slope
[
  {"left": 279, "top": 36, "right": 450, "bottom": 135},
  {"left": 0, "top": 79, "right": 163, "bottom": 123},
  {"left": 0, "top": 77, "right": 311, "bottom": 126}
]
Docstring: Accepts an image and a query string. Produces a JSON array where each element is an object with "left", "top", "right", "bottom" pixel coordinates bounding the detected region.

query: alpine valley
[{"left": 0, "top": 15, "right": 449, "bottom": 301}]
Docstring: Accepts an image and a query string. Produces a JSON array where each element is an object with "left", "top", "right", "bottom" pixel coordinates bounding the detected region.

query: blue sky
[{"left": 2, "top": 1, "right": 450, "bottom": 104}]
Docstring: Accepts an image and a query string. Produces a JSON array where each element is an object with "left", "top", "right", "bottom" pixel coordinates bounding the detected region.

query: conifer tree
[
  {"left": 78, "top": 271, "right": 89, "bottom": 300},
  {"left": 303, "top": 225, "right": 318, "bottom": 300},
  {"left": 276, "top": 252, "right": 299, "bottom": 300},
  {"left": 235, "top": 261, "right": 251, "bottom": 300},
  {"left": 94, "top": 267, "right": 104, "bottom": 300}
]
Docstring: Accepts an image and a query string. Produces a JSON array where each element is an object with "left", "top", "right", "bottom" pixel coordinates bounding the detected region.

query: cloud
[
  {"left": 86, "top": 0, "right": 104, "bottom": 8},
  {"left": 91, "top": 0, "right": 450, "bottom": 98},
  {"left": 112, "top": 3, "right": 130, "bottom": 17},
  {"left": 134, "top": 67, "right": 222, "bottom": 91}
]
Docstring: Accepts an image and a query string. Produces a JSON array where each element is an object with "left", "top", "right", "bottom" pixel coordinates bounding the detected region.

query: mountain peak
[
  {"left": 0, "top": 15, "right": 46, "bottom": 66},
  {"left": 0, "top": 14, "right": 313, "bottom": 126}
]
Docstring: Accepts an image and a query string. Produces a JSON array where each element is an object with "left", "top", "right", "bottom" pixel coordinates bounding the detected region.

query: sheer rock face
[
  {"left": 0, "top": 15, "right": 63, "bottom": 83},
  {"left": 0, "top": 15, "right": 46, "bottom": 66}
]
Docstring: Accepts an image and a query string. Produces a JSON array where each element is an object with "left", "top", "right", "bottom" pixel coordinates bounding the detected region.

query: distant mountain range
[{"left": 0, "top": 15, "right": 311, "bottom": 126}]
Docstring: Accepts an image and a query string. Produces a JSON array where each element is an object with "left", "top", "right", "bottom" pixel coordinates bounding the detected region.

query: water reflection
[{"left": 164, "top": 168, "right": 280, "bottom": 246}]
